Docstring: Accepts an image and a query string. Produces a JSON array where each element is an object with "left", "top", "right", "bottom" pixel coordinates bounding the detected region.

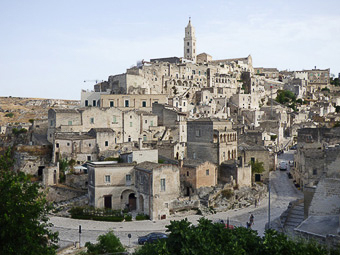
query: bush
[
  {"left": 222, "top": 189, "right": 234, "bottom": 199},
  {"left": 124, "top": 214, "right": 132, "bottom": 221},
  {"left": 69, "top": 206, "right": 124, "bottom": 222},
  {"left": 84, "top": 231, "right": 125, "bottom": 254},
  {"left": 12, "top": 128, "right": 27, "bottom": 135},
  {"left": 5, "top": 113, "right": 14, "bottom": 118},
  {"left": 136, "top": 213, "right": 150, "bottom": 221}
]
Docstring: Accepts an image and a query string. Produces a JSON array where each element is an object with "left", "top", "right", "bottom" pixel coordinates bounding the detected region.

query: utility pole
[{"left": 268, "top": 174, "right": 271, "bottom": 229}]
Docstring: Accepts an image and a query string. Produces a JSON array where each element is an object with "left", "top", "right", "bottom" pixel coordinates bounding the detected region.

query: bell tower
[{"left": 184, "top": 18, "right": 196, "bottom": 63}]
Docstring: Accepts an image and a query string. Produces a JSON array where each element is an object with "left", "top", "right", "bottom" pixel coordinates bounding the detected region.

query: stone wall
[{"left": 309, "top": 178, "right": 340, "bottom": 216}]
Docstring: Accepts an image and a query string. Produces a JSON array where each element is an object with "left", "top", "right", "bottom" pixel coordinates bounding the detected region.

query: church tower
[{"left": 184, "top": 18, "right": 196, "bottom": 63}]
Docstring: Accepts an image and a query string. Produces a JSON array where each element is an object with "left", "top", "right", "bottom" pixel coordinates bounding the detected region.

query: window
[
  {"left": 89, "top": 143, "right": 91, "bottom": 147},
  {"left": 196, "top": 130, "right": 200, "bottom": 137},
  {"left": 90, "top": 117, "right": 94, "bottom": 124},
  {"left": 142, "top": 101, "right": 147, "bottom": 107},
  {"left": 56, "top": 143, "right": 59, "bottom": 148},
  {"left": 145, "top": 120, "right": 148, "bottom": 124},
  {"left": 251, "top": 157, "right": 255, "bottom": 163},
  {"left": 206, "top": 170, "right": 209, "bottom": 176},
  {"left": 113, "top": 116, "right": 116, "bottom": 123},
  {"left": 125, "top": 100, "right": 129, "bottom": 107},
  {"left": 93, "top": 100, "right": 96, "bottom": 107},
  {"left": 105, "top": 175, "right": 111, "bottom": 183},
  {"left": 105, "top": 141, "right": 108, "bottom": 146},
  {"left": 68, "top": 121, "right": 72, "bottom": 125},
  {"left": 128, "top": 136, "right": 131, "bottom": 142},
  {"left": 143, "top": 135, "right": 147, "bottom": 141},
  {"left": 50, "top": 120, "right": 53, "bottom": 126},
  {"left": 193, "top": 152, "right": 196, "bottom": 159},
  {"left": 87, "top": 155, "right": 91, "bottom": 161},
  {"left": 161, "top": 178, "right": 166, "bottom": 191},
  {"left": 110, "top": 101, "right": 114, "bottom": 107},
  {"left": 187, "top": 171, "right": 189, "bottom": 176},
  {"left": 126, "top": 174, "right": 131, "bottom": 182},
  {"left": 187, "top": 42, "right": 189, "bottom": 46},
  {"left": 150, "top": 121, "right": 153, "bottom": 127},
  {"left": 85, "top": 100, "right": 88, "bottom": 106},
  {"left": 313, "top": 169, "right": 317, "bottom": 175},
  {"left": 130, "top": 122, "right": 132, "bottom": 127},
  {"left": 67, "top": 143, "right": 70, "bottom": 146},
  {"left": 187, "top": 49, "right": 189, "bottom": 53}
]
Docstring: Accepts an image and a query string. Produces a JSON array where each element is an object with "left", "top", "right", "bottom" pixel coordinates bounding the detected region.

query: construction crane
[{"left": 83, "top": 80, "right": 104, "bottom": 84}]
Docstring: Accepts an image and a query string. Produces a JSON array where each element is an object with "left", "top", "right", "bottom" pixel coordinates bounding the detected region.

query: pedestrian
[
  {"left": 250, "top": 214, "right": 254, "bottom": 225},
  {"left": 246, "top": 222, "right": 251, "bottom": 229},
  {"left": 254, "top": 198, "right": 257, "bottom": 208}
]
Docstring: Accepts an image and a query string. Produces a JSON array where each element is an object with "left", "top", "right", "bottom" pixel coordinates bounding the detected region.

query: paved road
[{"left": 51, "top": 150, "right": 302, "bottom": 249}]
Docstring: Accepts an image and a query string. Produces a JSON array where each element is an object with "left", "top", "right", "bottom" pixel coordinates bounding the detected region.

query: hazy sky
[{"left": 1, "top": 0, "right": 339, "bottom": 100}]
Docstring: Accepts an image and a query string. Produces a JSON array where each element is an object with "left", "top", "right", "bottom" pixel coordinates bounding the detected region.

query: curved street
[{"left": 50, "top": 150, "right": 302, "bottom": 249}]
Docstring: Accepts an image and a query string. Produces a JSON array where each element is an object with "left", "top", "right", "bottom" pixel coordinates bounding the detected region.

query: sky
[{"left": 1, "top": 0, "right": 340, "bottom": 100}]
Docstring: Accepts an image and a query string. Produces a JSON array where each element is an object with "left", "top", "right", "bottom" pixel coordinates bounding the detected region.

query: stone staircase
[{"left": 280, "top": 200, "right": 305, "bottom": 235}]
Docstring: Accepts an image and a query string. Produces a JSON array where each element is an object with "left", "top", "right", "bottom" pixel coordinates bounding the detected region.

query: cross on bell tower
[{"left": 184, "top": 18, "right": 196, "bottom": 63}]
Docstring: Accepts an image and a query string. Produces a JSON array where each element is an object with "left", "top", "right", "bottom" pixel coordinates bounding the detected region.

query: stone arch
[
  {"left": 220, "top": 134, "right": 223, "bottom": 142},
  {"left": 223, "top": 134, "right": 226, "bottom": 142},
  {"left": 228, "top": 151, "right": 231, "bottom": 160},
  {"left": 121, "top": 189, "right": 136, "bottom": 211}
]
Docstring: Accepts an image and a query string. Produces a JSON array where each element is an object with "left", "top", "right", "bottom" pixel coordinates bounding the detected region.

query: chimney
[{"left": 138, "top": 138, "right": 143, "bottom": 150}]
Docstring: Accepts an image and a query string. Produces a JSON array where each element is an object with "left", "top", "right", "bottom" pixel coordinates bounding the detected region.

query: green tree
[
  {"left": 0, "top": 149, "right": 58, "bottom": 254},
  {"left": 135, "top": 218, "right": 335, "bottom": 255},
  {"left": 250, "top": 160, "right": 265, "bottom": 174},
  {"left": 84, "top": 231, "right": 125, "bottom": 254}
]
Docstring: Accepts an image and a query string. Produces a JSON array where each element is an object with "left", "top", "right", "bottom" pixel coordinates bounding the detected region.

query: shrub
[
  {"left": 136, "top": 213, "right": 150, "bottom": 221},
  {"left": 29, "top": 119, "right": 34, "bottom": 123},
  {"left": 12, "top": 128, "right": 27, "bottom": 135},
  {"left": 222, "top": 189, "right": 234, "bottom": 199},
  {"left": 5, "top": 113, "right": 14, "bottom": 118},
  {"left": 124, "top": 214, "right": 132, "bottom": 221},
  {"left": 84, "top": 231, "right": 125, "bottom": 254}
]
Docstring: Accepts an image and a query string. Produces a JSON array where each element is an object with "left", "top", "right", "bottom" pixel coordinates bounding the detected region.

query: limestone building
[{"left": 187, "top": 118, "right": 237, "bottom": 165}]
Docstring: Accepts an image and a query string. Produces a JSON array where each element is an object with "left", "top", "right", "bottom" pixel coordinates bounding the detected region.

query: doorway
[
  {"left": 129, "top": 193, "right": 136, "bottom": 211},
  {"left": 104, "top": 195, "right": 112, "bottom": 209}
]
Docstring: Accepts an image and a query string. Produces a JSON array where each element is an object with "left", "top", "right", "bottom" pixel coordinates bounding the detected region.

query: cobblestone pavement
[{"left": 50, "top": 150, "right": 302, "bottom": 249}]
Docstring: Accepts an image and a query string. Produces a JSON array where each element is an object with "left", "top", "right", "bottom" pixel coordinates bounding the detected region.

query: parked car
[
  {"left": 279, "top": 161, "right": 288, "bottom": 171},
  {"left": 138, "top": 232, "right": 168, "bottom": 245}
]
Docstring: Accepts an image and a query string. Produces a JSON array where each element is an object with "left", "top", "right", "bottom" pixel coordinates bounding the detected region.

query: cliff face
[{"left": 0, "top": 96, "right": 79, "bottom": 125}]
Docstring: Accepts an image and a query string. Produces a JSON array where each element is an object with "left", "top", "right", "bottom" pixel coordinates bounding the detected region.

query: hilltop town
[{"left": 1, "top": 20, "right": 340, "bottom": 253}]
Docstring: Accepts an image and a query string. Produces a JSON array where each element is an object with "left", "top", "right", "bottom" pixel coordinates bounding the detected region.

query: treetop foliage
[
  {"left": 134, "top": 218, "right": 337, "bottom": 255},
  {"left": 0, "top": 147, "right": 59, "bottom": 255}
]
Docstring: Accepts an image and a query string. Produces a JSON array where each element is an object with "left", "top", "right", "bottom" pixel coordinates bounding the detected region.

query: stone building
[
  {"left": 179, "top": 160, "right": 217, "bottom": 196},
  {"left": 187, "top": 118, "right": 237, "bottom": 165},
  {"left": 53, "top": 132, "right": 97, "bottom": 163},
  {"left": 254, "top": 67, "right": 279, "bottom": 80},
  {"left": 87, "top": 161, "right": 136, "bottom": 210},
  {"left": 238, "top": 142, "right": 276, "bottom": 181},
  {"left": 134, "top": 162, "right": 180, "bottom": 220},
  {"left": 219, "top": 158, "right": 252, "bottom": 187},
  {"left": 100, "top": 94, "right": 167, "bottom": 112}
]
